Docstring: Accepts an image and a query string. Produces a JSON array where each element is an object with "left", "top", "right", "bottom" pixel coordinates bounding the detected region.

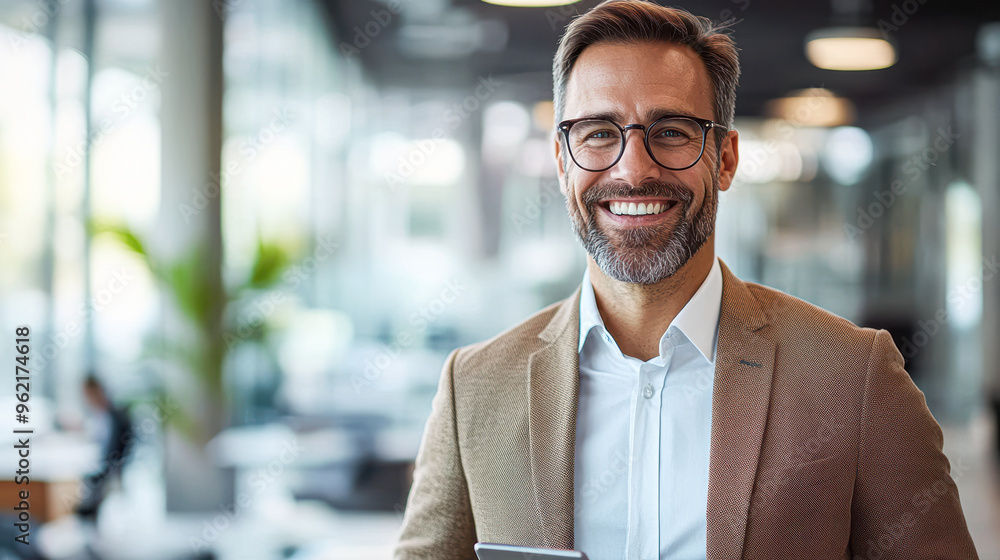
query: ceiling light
[
  {"left": 765, "top": 88, "right": 855, "bottom": 127},
  {"left": 805, "top": 27, "right": 896, "bottom": 71}
]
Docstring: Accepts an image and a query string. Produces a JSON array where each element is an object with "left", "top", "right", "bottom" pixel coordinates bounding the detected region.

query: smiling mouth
[{"left": 602, "top": 199, "right": 678, "bottom": 216}]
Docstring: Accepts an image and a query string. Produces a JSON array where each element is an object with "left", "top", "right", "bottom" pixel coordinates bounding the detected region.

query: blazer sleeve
[
  {"left": 850, "top": 329, "right": 979, "bottom": 559},
  {"left": 394, "top": 348, "right": 477, "bottom": 560}
]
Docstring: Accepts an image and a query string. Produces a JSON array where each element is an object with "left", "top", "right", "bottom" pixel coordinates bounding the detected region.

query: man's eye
[{"left": 588, "top": 131, "right": 615, "bottom": 139}]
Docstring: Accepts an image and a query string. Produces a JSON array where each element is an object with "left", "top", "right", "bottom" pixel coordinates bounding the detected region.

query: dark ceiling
[{"left": 318, "top": 0, "right": 1000, "bottom": 118}]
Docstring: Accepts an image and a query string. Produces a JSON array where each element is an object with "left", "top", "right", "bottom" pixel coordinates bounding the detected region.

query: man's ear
[
  {"left": 717, "top": 129, "right": 739, "bottom": 192},
  {"left": 555, "top": 134, "right": 569, "bottom": 196}
]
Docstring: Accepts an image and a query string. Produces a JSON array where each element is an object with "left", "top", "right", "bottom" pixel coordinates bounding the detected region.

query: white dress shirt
[{"left": 573, "top": 257, "right": 722, "bottom": 560}]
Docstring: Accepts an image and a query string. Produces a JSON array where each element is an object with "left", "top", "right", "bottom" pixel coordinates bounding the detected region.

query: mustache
[{"left": 581, "top": 180, "right": 695, "bottom": 208}]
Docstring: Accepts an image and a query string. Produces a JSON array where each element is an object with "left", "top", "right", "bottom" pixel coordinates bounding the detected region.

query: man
[
  {"left": 394, "top": 1, "right": 978, "bottom": 559},
  {"left": 76, "top": 374, "right": 134, "bottom": 518}
]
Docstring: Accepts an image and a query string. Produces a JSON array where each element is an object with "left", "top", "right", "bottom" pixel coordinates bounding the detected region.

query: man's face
[
  {"left": 556, "top": 41, "right": 739, "bottom": 285},
  {"left": 84, "top": 385, "right": 107, "bottom": 411}
]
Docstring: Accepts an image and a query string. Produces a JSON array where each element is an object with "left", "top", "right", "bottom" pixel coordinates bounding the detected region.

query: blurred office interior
[{"left": 0, "top": 0, "right": 999, "bottom": 558}]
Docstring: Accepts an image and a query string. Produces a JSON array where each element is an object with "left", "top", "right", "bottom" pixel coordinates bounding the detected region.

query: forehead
[{"left": 564, "top": 41, "right": 714, "bottom": 121}]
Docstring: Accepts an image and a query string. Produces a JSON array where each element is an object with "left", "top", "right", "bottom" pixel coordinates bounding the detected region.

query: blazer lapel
[
  {"left": 707, "top": 261, "right": 777, "bottom": 560},
  {"left": 527, "top": 286, "right": 581, "bottom": 550}
]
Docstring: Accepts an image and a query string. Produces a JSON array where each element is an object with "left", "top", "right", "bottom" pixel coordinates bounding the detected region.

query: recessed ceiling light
[{"left": 805, "top": 27, "right": 897, "bottom": 71}]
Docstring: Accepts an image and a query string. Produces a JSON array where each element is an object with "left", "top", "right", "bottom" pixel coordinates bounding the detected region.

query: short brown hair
[{"left": 552, "top": 0, "right": 740, "bottom": 137}]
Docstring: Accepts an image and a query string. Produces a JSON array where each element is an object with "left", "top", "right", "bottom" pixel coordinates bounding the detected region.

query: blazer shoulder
[
  {"left": 452, "top": 294, "right": 574, "bottom": 374},
  {"left": 745, "top": 281, "right": 879, "bottom": 350}
]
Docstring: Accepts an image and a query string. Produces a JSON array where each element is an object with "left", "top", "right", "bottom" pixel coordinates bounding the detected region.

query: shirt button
[{"left": 643, "top": 384, "right": 654, "bottom": 399}]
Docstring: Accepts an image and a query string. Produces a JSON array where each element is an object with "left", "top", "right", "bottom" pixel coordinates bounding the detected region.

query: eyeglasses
[{"left": 557, "top": 115, "right": 724, "bottom": 172}]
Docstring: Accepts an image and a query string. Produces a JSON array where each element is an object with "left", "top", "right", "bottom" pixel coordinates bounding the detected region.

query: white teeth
[{"left": 608, "top": 201, "right": 671, "bottom": 216}]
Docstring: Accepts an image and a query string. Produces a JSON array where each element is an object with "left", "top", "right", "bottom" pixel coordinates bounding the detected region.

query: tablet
[{"left": 474, "top": 542, "right": 589, "bottom": 559}]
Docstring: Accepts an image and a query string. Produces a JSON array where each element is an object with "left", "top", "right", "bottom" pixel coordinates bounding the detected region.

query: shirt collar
[
  {"left": 578, "top": 256, "right": 723, "bottom": 363},
  {"left": 578, "top": 267, "right": 606, "bottom": 354}
]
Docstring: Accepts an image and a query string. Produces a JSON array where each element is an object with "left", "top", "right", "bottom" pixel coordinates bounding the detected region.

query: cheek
[
  {"left": 689, "top": 171, "right": 714, "bottom": 205},
  {"left": 564, "top": 173, "right": 590, "bottom": 211},
  {"left": 574, "top": 181, "right": 600, "bottom": 220},
  {"left": 567, "top": 170, "right": 599, "bottom": 207}
]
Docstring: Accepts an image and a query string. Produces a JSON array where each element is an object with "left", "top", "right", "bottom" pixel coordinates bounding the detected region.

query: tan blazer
[{"left": 394, "top": 261, "right": 978, "bottom": 560}]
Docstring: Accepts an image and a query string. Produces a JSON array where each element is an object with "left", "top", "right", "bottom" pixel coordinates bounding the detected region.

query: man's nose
[{"left": 609, "top": 128, "right": 661, "bottom": 185}]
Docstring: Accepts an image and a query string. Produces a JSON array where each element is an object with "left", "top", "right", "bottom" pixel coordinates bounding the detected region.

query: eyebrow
[{"left": 574, "top": 108, "right": 704, "bottom": 123}]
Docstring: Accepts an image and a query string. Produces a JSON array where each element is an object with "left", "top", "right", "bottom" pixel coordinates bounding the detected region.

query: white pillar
[{"left": 157, "top": 0, "right": 230, "bottom": 512}]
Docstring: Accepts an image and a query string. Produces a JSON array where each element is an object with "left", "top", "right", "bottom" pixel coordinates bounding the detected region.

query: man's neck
[{"left": 588, "top": 240, "right": 716, "bottom": 361}]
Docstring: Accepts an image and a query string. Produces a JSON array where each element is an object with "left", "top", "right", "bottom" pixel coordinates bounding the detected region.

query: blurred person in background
[
  {"left": 75, "top": 373, "right": 134, "bottom": 519},
  {"left": 394, "top": 1, "right": 978, "bottom": 559}
]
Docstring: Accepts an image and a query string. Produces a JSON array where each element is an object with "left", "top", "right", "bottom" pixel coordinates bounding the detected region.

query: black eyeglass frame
[{"left": 557, "top": 115, "right": 726, "bottom": 172}]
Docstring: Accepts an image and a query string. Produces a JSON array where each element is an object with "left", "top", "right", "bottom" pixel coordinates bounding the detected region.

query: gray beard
[{"left": 567, "top": 176, "right": 719, "bottom": 285}]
